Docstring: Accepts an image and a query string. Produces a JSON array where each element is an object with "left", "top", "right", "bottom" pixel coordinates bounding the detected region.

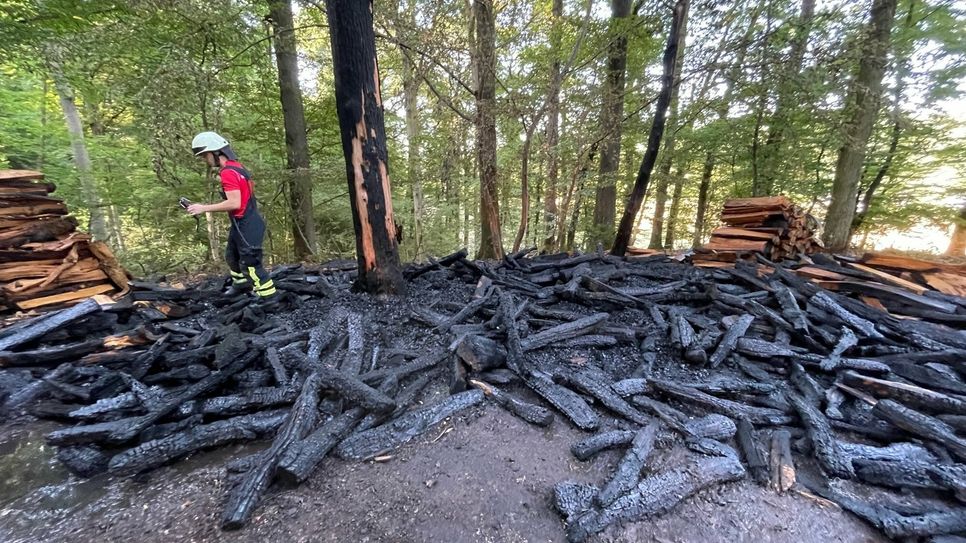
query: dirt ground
[{"left": 0, "top": 398, "right": 885, "bottom": 543}]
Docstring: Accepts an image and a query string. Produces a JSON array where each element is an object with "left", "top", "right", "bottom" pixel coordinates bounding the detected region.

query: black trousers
[{"left": 225, "top": 210, "right": 276, "bottom": 297}]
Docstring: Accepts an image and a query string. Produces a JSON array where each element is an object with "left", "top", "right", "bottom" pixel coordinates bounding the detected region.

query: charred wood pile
[
  {"left": 693, "top": 196, "right": 821, "bottom": 264},
  {"left": 0, "top": 169, "right": 130, "bottom": 312},
  {"left": 1, "top": 247, "right": 965, "bottom": 540}
]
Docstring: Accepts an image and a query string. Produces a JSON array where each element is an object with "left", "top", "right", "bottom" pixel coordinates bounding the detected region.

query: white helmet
[{"left": 191, "top": 131, "right": 230, "bottom": 156}]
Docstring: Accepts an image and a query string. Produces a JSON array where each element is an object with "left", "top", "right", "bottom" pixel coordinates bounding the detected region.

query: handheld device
[{"left": 179, "top": 197, "right": 192, "bottom": 210}]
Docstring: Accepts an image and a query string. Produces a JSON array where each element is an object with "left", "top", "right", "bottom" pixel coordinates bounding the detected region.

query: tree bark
[
  {"left": 663, "top": 164, "right": 685, "bottom": 249},
  {"left": 397, "top": 0, "right": 424, "bottom": 256},
  {"left": 270, "top": 0, "right": 318, "bottom": 260},
  {"left": 822, "top": 0, "right": 898, "bottom": 252},
  {"left": 693, "top": 151, "right": 713, "bottom": 248},
  {"left": 325, "top": 0, "right": 405, "bottom": 293},
  {"left": 543, "top": 0, "right": 563, "bottom": 252},
  {"left": 46, "top": 46, "right": 110, "bottom": 242},
  {"left": 758, "top": 0, "right": 816, "bottom": 196},
  {"left": 612, "top": 0, "right": 689, "bottom": 257},
  {"left": 852, "top": 0, "right": 915, "bottom": 234},
  {"left": 474, "top": 0, "right": 504, "bottom": 259},
  {"left": 647, "top": 6, "right": 689, "bottom": 250},
  {"left": 946, "top": 204, "right": 966, "bottom": 256},
  {"left": 589, "top": 0, "right": 633, "bottom": 249}
]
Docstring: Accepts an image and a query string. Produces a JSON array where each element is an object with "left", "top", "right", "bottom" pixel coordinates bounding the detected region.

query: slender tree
[
  {"left": 613, "top": 0, "right": 689, "bottom": 256},
  {"left": 822, "top": 0, "right": 899, "bottom": 252},
  {"left": 474, "top": 0, "right": 503, "bottom": 259},
  {"left": 647, "top": 5, "right": 689, "bottom": 249},
  {"left": 269, "top": 0, "right": 318, "bottom": 259},
  {"left": 590, "top": 0, "right": 633, "bottom": 248},
  {"left": 46, "top": 44, "right": 110, "bottom": 242},
  {"left": 396, "top": 0, "right": 425, "bottom": 256},
  {"left": 325, "top": 0, "right": 405, "bottom": 293},
  {"left": 542, "top": 0, "right": 563, "bottom": 252}
]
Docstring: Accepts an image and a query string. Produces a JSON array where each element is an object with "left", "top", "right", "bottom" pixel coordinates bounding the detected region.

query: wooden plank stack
[
  {"left": 694, "top": 196, "right": 821, "bottom": 264},
  {"left": 0, "top": 169, "right": 129, "bottom": 312}
]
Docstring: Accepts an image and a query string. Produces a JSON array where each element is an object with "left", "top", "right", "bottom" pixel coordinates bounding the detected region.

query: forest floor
[{"left": 0, "top": 262, "right": 893, "bottom": 543}]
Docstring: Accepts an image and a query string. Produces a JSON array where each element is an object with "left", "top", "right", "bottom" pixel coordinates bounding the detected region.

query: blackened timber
[
  {"left": 789, "top": 393, "right": 855, "bottom": 478},
  {"left": 47, "top": 351, "right": 258, "bottom": 446},
  {"left": 404, "top": 249, "right": 468, "bottom": 279},
  {"left": 56, "top": 444, "right": 111, "bottom": 477},
  {"left": 334, "top": 389, "right": 484, "bottom": 460},
  {"left": 140, "top": 414, "right": 203, "bottom": 442},
  {"left": 265, "top": 347, "right": 289, "bottom": 386},
  {"left": 567, "top": 455, "right": 746, "bottom": 543},
  {"left": 773, "top": 283, "right": 808, "bottom": 333},
  {"left": 520, "top": 313, "right": 609, "bottom": 352},
  {"left": 221, "top": 371, "right": 325, "bottom": 529},
  {"left": 355, "top": 373, "right": 431, "bottom": 434},
  {"left": 185, "top": 387, "right": 298, "bottom": 417},
  {"left": 497, "top": 290, "right": 526, "bottom": 374},
  {"left": 842, "top": 371, "right": 966, "bottom": 415},
  {"left": 885, "top": 361, "right": 966, "bottom": 396},
  {"left": 438, "top": 287, "right": 494, "bottom": 332},
  {"left": 555, "top": 368, "right": 650, "bottom": 425},
  {"left": 571, "top": 430, "right": 636, "bottom": 461},
  {"left": 455, "top": 335, "right": 506, "bottom": 372},
  {"left": 109, "top": 410, "right": 288, "bottom": 475},
  {"left": 130, "top": 334, "right": 170, "bottom": 379},
  {"left": 650, "top": 379, "right": 793, "bottom": 426},
  {"left": 311, "top": 364, "right": 395, "bottom": 412},
  {"left": 872, "top": 399, "right": 966, "bottom": 462},
  {"left": 735, "top": 418, "right": 769, "bottom": 485},
  {"left": 522, "top": 371, "right": 599, "bottom": 431},
  {"left": 342, "top": 312, "right": 365, "bottom": 376},
  {"left": 276, "top": 377, "right": 398, "bottom": 485},
  {"left": 470, "top": 380, "right": 553, "bottom": 426},
  {"left": 0, "top": 298, "right": 100, "bottom": 352},
  {"left": 709, "top": 314, "right": 754, "bottom": 368},
  {"left": 360, "top": 349, "right": 448, "bottom": 385},
  {"left": 852, "top": 457, "right": 966, "bottom": 499},
  {"left": 596, "top": 423, "right": 658, "bottom": 506},
  {"left": 553, "top": 481, "right": 599, "bottom": 523},
  {"left": 810, "top": 292, "right": 883, "bottom": 339}
]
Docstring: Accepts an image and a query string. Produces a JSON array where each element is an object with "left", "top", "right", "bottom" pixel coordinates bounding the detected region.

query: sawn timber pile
[
  {"left": 0, "top": 169, "right": 130, "bottom": 311},
  {"left": 1, "top": 248, "right": 965, "bottom": 541}
]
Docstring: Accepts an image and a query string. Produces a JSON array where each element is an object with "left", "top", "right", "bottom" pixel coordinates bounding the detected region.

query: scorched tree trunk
[{"left": 325, "top": 0, "right": 405, "bottom": 294}]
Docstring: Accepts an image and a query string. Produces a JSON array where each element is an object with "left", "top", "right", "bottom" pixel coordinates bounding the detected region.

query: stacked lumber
[
  {"left": 694, "top": 196, "right": 821, "bottom": 264},
  {"left": 3, "top": 248, "right": 965, "bottom": 540},
  {"left": 0, "top": 170, "right": 129, "bottom": 312}
]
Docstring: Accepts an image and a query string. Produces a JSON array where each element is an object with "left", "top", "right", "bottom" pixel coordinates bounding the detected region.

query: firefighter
[{"left": 186, "top": 131, "right": 277, "bottom": 302}]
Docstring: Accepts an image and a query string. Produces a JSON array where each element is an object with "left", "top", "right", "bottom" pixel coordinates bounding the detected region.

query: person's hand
[{"left": 186, "top": 203, "right": 207, "bottom": 216}]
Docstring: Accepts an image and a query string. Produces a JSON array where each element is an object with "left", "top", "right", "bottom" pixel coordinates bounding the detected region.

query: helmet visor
[{"left": 192, "top": 146, "right": 207, "bottom": 156}]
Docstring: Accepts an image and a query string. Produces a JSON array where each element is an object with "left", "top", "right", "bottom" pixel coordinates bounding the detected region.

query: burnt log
[
  {"left": 789, "top": 393, "right": 854, "bottom": 478},
  {"left": 555, "top": 368, "right": 650, "bottom": 426},
  {"left": 140, "top": 414, "right": 204, "bottom": 442},
  {"left": 520, "top": 313, "right": 609, "bottom": 352},
  {"left": 180, "top": 387, "right": 298, "bottom": 417},
  {"left": 221, "top": 369, "right": 325, "bottom": 529},
  {"left": 571, "top": 430, "right": 637, "bottom": 461},
  {"left": 842, "top": 371, "right": 966, "bottom": 415},
  {"left": 735, "top": 418, "right": 769, "bottom": 485},
  {"left": 709, "top": 314, "right": 754, "bottom": 368},
  {"left": 355, "top": 373, "right": 433, "bottom": 434},
  {"left": 360, "top": 349, "right": 448, "bottom": 385},
  {"left": 650, "top": 379, "right": 793, "bottom": 426},
  {"left": 56, "top": 444, "right": 112, "bottom": 477},
  {"left": 522, "top": 371, "right": 599, "bottom": 431},
  {"left": 810, "top": 292, "right": 884, "bottom": 339},
  {"left": 47, "top": 350, "right": 257, "bottom": 446},
  {"left": 553, "top": 481, "right": 599, "bottom": 523},
  {"left": 566, "top": 455, "right": 746, "bottom": 543},
  {"left": 872, "top": 399, "right": 966, "bottom": 462},
  {"left": 596, "top": 423, "right": 658, "bottom": 506},
  {"left": 886, "top": 361, "right": 966, "bottom": 396},
  {"left": 455, "top": 335, "right": 506, "bottom": 372},
  {"left": 470, "top": 379, "right": 553, "bottom": 427},
  {"left": 334, "top": 389, "right": 484, "bottom": 460},
  {"left": 611, "top": 379, "right": 649, "bottom": 397},
  {"left": 0, "top": 298, "right": 101, "bottom": 352},
  {"left": 109, "top": 410, "right": 288, "bottom": 475}
]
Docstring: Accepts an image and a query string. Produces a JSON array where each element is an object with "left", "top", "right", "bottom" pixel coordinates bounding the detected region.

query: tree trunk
[
  {"left": 647, "top": 5, "right": 689, "bottom": 250},
  {"left": 511, "top": 126, "right": 536, "bottom": 253},
  {"left": 852, "top": 0, "right": 915, "bottom": 234},
  {"left": 543, "top": 0, "right": 563, "bottom": 252},
  {"left": 946, "top": 204, "right": 966, "bottom": 257},
  {"left": 693, "top": 151, "right": 714, "bottom": 248},
  {"left": 472, "top": 0, "right": 504, "bottom": 260},
  {"left": 663, "top": 164, "right": 685, "bottom": 249},
  {"left": 398, "top": 0, "right": 424, "bottom": 256},
  {"left": 325, "top": 0, "right": 405, "bottom": 294},
  {"left": 46, "top": 46, "right": 110, "bottom": 242},
  {"left": 758, "top": 0, "right": 816, "bottom": 196},
  {"left": 612, "top": 0, "right": 689, "bottom": 256},
  {"left": 270, "top": 0, "right": 318, "bottom": 260},
  {"left": 589, "top": 0, "right": 633, "bottom": 249},
  {"left": 822, "top": 0, "right": 898, "bottom": 252}
]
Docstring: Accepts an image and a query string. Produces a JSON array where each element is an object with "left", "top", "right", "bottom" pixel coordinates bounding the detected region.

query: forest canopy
[{"left": 0, "top": 0, "right": 964, "bottom": 275}]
